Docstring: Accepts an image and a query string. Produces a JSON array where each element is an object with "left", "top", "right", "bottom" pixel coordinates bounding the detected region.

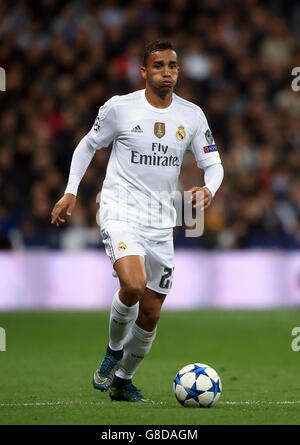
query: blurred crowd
[{"left": 0, "top": 0, "right": 299, "bottom": 250}]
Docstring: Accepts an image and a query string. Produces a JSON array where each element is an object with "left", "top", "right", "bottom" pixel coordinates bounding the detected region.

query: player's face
[{"left": 141, "top": 50, "right": 179, "bottom": 95}]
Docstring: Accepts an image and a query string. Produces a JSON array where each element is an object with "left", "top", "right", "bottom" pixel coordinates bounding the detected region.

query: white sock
[
  {"left": 115, "top": 323, "right": 157, "bottom": 380},
  {"left": 109, "top": 291, "right": 139, "bottom": 351}
]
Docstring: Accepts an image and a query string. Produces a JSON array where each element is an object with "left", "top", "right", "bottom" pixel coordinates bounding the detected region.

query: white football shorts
[{"left": 101, "top": 220, "right": 174, "bottom": 295}]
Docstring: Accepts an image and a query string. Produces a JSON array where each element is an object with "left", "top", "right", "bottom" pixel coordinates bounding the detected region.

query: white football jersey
[{"left": 86, "top": 89, "right": 221, "bottom": 240}]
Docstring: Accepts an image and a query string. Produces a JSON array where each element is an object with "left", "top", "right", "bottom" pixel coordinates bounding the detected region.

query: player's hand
[
  {"left": 51, "top": 193, "right": 76, "bottom": 227},
  {"left": 187, "top": 186, "right": 212, "bottom": 210}
]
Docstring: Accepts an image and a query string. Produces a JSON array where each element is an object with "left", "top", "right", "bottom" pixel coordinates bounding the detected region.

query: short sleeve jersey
[{"left": 86, "top": 89, "right": 221, "bottom": 240}]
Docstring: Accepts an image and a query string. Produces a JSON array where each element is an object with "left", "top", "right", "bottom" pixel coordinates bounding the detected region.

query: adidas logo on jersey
[{"left": 131, "top": 125, "right": 143, "bottom": 133}]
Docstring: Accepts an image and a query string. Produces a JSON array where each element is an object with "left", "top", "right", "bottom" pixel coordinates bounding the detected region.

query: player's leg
[
  {"left": 116, "top": 255, "right": 147, "bottom": 306},
  {"left": 109, "top": 287, "right": 166, "bottom": 403},
  {"left": 109, "top": 239, "right": 174, "bottom": 402},
  {"left": 115, "top": 287, "right": 166, "bottom": 378},
  {"left": 93, "top": 255, "right": 147, "bottom": 391},
  {"left": 93, "top": 222, "right": 147, "bottom": 392},
  {"left": 107, "top": 255, "right": 147, "bottom": 354}
]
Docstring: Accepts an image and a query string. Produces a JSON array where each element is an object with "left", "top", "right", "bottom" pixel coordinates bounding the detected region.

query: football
[{"left": 173, "top": 363, "right": 222, "bottom": 407}]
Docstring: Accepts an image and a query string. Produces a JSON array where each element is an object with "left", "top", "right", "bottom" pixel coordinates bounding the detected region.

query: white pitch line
[
  {"left": 1, "top": 400, "right": 300, "bottom": 407},
  {"left": 0, "top": 401, "right": 104, "bottom": 407},
  {"left": 219, "top": 401, "right": 300, "bottom": 405}
]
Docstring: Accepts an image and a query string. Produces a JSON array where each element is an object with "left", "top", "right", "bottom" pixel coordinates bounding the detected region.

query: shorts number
[{"left": 159, "top": 267, "right": 174, "bottom": 290}]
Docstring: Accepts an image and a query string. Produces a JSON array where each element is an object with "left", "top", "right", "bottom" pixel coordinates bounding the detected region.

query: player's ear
[{"left": 140, "top": 66, "right": 147, "bottom": 80}]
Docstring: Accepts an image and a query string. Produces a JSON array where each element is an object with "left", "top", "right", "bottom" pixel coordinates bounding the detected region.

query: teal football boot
[
  {"left": 109, "top": 377, "right": 153, "bottom": 403},
  {"left": 92, "top": 347, "right": 123, "bottom": 392}
]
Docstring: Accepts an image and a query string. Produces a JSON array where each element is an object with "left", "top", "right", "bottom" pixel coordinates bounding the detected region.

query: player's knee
[{"left": 121, "top": 278, "right": 147, "bottom": 303}]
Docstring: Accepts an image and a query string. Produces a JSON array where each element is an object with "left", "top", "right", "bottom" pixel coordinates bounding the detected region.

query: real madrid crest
[
  {"left": 154, "top": 122, "right": 165, "bottom": 139},
  {"left": 176, "top": 126, "right": 186, "bottom": 141}
]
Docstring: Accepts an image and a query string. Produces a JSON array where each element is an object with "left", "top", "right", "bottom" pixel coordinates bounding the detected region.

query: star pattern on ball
[
  {"left": 191, "top": 365, "right": 210, "bottom": 379},
  {"left": 174, "top": 373, "right": 184, "bottom": 390},
  {"left": 207, "top": 378, "right": 221, "bottom": 398},
  {"left": 184, "top": 381, "right": 205, "bottom": 402}
]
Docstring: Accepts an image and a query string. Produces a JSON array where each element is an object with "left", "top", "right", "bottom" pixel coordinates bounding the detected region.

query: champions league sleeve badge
[
  {"left": 205, "top": 129, "right": 214, "bottom": 144},
  {"left": 93, "top": 116, "right": 101, "bottom": 132}
]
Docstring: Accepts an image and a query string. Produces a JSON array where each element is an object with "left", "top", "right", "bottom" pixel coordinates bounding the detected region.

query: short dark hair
[{"left": 142, "top": 40, "right": 175, "bottom": 66}]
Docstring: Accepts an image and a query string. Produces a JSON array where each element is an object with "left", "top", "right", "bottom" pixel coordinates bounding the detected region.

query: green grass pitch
[{"left": 0, "top": 309, "right": 300, "bottom": 425}]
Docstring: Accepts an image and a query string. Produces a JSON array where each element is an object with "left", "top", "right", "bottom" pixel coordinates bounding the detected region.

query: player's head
[{"left": 140, "top": 40, "right": 179, "bottom": 96}]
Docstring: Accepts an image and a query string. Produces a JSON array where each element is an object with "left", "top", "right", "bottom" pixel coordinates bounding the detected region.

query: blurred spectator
[{"left": 0, "top": 0, "right": 299, "bottom": 249}]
